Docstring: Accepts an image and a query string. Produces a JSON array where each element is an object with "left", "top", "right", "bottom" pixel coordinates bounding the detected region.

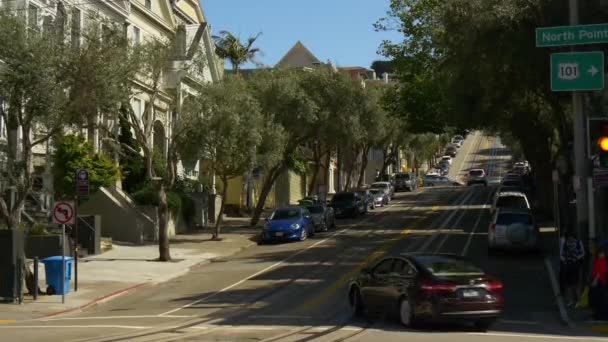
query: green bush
[
  {"left": 131, "top": 183, "right": 182, "bottom": 214},
  {"left": 28, "top": 223, "right": 49, "bottom": 236}
]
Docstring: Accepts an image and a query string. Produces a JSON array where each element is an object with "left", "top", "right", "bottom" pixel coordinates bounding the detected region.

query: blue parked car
[{"left": 261, "top": 207, "right": 315, "bottom": 243}]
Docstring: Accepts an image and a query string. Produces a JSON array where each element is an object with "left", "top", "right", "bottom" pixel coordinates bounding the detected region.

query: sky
[{"left": 202, "top": 0, "right": 402, "bottom": 69}]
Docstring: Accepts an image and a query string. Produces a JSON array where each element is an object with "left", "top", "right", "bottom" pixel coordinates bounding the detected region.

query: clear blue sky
[{"left": 202, "top": 0, "right": 401, "bottom": 69}]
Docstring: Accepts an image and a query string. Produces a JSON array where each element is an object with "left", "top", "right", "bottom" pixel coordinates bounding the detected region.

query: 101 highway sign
[{"left": 550, "top": 52, "right": 604, "bottom": 92}]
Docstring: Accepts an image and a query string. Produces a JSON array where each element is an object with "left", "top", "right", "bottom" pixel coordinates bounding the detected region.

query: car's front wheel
[
  {"left": 349, "top": 286, "right": 365, "bottom": 318},
  {"left": 299, "top": 228, "right": 307, "bottom": 241},
  {"left": 474, "top": 319, "right": 495, "bottom": 332}
]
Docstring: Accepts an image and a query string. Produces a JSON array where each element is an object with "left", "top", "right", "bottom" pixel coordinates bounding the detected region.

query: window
[
  {"left": 416, "top": 256, "right": 484, "bottom": 277},
  {"left": 393, "top": 259, "right": 416, "bottom": 277},
  {"left": 0, "top": 114, "right": 4, "bottom": 138},
  {"left": 28, "top": 5, "right": 38, "bottom": 28},
  {"left": 145, "top": 0, "right": 152, "bottom": 10},
  {"left": 496, "top": 195, "right": 528, "bottom": 209},
  {"left": 270, "top": 209, "right": 301, "bottom": 221},
  {"left": 373, "top": 258, "right": 394, "bottom": 276},
  {"left": 132, "top": 26, "right": 141, "bottom": 46},
  {"left": 71, "top": 8, "right": 81, "bottom": 48},
  {"left": 131, "top": 98, "right": 143, "bottom": 118}
]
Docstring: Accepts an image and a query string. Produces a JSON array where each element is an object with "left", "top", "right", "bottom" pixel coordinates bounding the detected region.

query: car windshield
[
  {"left": 308, "top": 206, "right": 324, "bottom": 214},
  {"left": 415, "top": 256, "right": 484, "bottom": 277},
  {"left": 496, "top": 195, "right": 528, "bottom": 209},
  {"left": 497, "top": 213, "right": 533, "bottom": 225},
  {"left": 332, "top": 193, "right": 355, "bottom": 202},
  {"left": 469, "top": 170, "right": 484, "bottom": 177},
  {"left": 395, "top": 174, "right": 410, "bottom": 180},
  {"left": 270, "top": 209, "right": 301, "bottom": 220},
  {"left": 369, "top": 189, "right": 382, "bottom": 195},
  {"left": 371, "top": 183, "right": 388, "bottom": 189}
]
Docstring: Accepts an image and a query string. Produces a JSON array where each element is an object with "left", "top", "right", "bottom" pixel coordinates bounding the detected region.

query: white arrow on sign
[{"left": 588, "top": 65, "right": 599, "bottom": 77}]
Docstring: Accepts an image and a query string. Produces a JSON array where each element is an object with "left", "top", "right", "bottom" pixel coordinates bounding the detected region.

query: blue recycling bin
[{"left": 42, "top": 256, "right": 73, "bottom": 295}]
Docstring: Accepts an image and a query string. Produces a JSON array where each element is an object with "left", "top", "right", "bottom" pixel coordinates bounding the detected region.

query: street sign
[
  {"left": 76, "top": 169, "right": 89, "bottom": 198},
  {"left": 550, "top": 52, "right": 604, "bottom": 91},
  {"left": 594, "top": 168, "right": 608, "bottom": 188},
  {"left": 53, "top": 201, "right": 75, "bottom": 225},
  {"left": 536, "top": 23, "right": 608, "bottom": 47}
]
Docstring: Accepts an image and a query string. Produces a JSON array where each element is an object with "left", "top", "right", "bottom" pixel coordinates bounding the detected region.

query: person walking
[
  {"left": 560, "top": 231, "right": 585, "bottom": 307},
  {"left": 590, "top": 247, "right": 608, "bottom": 320}
]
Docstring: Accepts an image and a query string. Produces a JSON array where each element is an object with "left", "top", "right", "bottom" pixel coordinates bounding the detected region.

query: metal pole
[
  {"left": 74, "top": 196, "right": 78, "bottom": 292},
  {"left": 569, "top": 0, "right": 589, "bottom": 241},
  {"left": 588, "top": 177, "right": 596, "bottom": 241},
  {"left": 33, "top": 257, "right": 38, "bottom": 301},
  {"left": 61, "top": 223, "right": 65, "bottom": 304}
]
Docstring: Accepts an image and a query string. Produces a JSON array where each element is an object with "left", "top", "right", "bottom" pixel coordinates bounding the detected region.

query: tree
[
  {"left": 180, "top": 76, "right": 262, "bottom": 238},
  {"left": 213, "top": 31, "right": 262, "bottom": 74},
  {"left": 370, "top": 60, "right": 394, "bottom": 77},
  {"left": 0, "top": 13, "right": 135, "bottom": 228},
  {"left": 53, "top": 135, "right": 120, "bottom": 198},
  {"left": 375, "top": 0, "right": 593, "bottom": 215},
  {"left": 247, "top": 69, "right": 317, "bottom": 226},
  {"left": 117, "top": 112, "right": 145, "bottom": 193}
]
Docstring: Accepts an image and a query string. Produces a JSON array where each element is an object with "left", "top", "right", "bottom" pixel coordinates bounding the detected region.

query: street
[{"left": 1, "top": 134, "right": 605, "bottom": 341}]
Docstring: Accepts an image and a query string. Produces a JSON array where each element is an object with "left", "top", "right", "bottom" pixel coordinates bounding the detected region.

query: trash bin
[{"left": 42, "top": 256, "right": 73, "bottom": 295}]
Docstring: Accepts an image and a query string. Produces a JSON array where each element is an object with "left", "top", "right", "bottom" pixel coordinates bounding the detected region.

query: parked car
[
  {"left": 307, "top": 204, "right": 336, "bottom": 232},
  {"left": 370, "top": 182, "right": 393, "bottom": 201},
  {"left": 441, "top": 155, "right": 453, "bottom": 165},
  {"left": 445, "top": 146, "right": 457, "bottom": 158},
  {"left": 488, "top": 208, "right": 539, "bottom": 252},
  {"left": 261, "top": 207, "right": 315, "bottom": 243},
  {"left": 423, "top": 175, "right": 460, "bottom": 187},
  {"left": 394, "top": 172, "right": 417, "bottom": 192},
  {"left": 354, "top": 189, "right": 374, "bottom": 211},
  {"left": 452, "top": 135, "right": 464, "bottom": 147},
  {"left": 348, "top": 253, "right": 503, "bottom": 330},
  {"left": 369, "top": 189, "right": 388, "bottom": 208},
  {"left": 491, "top": 191, "right": 531, "bottom": 214},
  {"left": 466, "top": 169, "right": 488, "bottom": 186},
  {"left": 329, "top": 192, "right": 366, "bottom": 218}
]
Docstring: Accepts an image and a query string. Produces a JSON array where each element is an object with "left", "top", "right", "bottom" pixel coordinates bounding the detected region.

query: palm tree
[{"left": 213, "top": 31, "right": 262, "bottom": 74}]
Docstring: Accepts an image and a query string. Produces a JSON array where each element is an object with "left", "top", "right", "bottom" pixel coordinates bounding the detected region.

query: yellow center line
[
  {"left": 295, "top": 207, "right": 439, "bottom": 314},
  {"left": 0, "top": 320, "right": 16, "bottom": 324}
]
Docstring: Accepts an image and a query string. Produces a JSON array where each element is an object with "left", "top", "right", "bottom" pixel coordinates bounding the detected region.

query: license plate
[
  {"left": 462, "top": 290, "right": 479, "bottom": 298},
  {"left": 275, "top": 232, "right": 284, "bottom": 237}
]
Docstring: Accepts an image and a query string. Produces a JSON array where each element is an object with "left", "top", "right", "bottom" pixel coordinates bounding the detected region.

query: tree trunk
[
  {"left": 214, "top": 175, "right": 229, "bottom": 239},
  {"left": 250, "top": 164, "right": 286, "bottom": 226},
  {"left": 337, "top": 147, "right": 343, "bottom": 191},
  {"left": 357, "top": 146, "right": 370, "bottom": 188},
  {"left": 157, "top": 182, "right": 171, "bottom": 261},
  {"left": 308, "top": 147, "right": 322, "bottom": 195}
]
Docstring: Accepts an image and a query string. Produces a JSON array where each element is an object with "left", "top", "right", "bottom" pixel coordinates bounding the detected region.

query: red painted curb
[{"left": 40, "top": 283, "right": 148, "bottom": 319}]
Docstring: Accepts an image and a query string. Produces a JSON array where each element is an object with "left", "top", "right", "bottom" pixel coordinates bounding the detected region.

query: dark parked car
[
  {"left": 348, "top": 254, "right": 503, "bottom": 330},
  {"left": 395, "top": 172, "right": 417, "bottom": 192},
  {"left": 445, "top": 146, "right": 458, "bottom": 158},
  {"left": 329, "top": 192, "right": 366, "bottom": 218},
  {"left": 307, "top": 205, "right": 336, "bottom": 232}
]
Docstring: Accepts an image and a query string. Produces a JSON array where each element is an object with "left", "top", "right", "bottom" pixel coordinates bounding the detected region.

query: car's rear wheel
[{"left": 399, "top": 298, "right": 416, "bottom": 327}]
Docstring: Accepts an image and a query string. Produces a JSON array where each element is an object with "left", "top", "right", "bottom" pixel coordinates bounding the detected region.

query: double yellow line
[{"left": 295, "top": 207, "right": 437, "bottom": 314}]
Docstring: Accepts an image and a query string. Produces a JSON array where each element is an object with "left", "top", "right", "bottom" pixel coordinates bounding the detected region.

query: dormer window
[{"left": 145, "top": 0, "right": 152, "bottom": 10}]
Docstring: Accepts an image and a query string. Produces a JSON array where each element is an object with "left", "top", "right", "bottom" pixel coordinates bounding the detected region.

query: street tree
[
  {"left": 213, "top": 31, "right": 262, "bottom": 74},
  {"left": 179, "top": 76, "right": 262, "bottom": 239},
  {"left": 0, "top": 13, "right": 135, "bottom": 228},
  {"left": 247, "top": 69, "right": 317, "bottom": 226}
]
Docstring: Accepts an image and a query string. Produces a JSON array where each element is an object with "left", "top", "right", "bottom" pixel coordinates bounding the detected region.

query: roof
[
  {"left": 496, "top": 191, "right": 528, "bottom": 197},
  {"left": 496, "top": 207, "right": 532, "bottom": 215},
  {"left": 276, "top": 41, "right": 322, "bottom": 68}
]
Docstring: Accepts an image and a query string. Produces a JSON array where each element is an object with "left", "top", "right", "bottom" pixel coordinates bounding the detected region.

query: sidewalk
[{"left": 0, "top": 224, "right": 258, "bottom": 322}]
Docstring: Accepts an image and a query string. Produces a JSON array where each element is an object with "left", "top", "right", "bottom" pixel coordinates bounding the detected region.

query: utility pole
[{"left": 569, "top": 0, "right": 590, "bottom": 242}]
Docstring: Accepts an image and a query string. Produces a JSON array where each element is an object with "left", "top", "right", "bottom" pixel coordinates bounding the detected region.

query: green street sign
[
  {"left": 537, "top": 24, "right": 608, "bottom": 47},
  {"left": 550, "top": 52, "right": 604, "bottom": 92}
]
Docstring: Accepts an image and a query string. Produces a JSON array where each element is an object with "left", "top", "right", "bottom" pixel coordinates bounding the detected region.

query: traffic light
[{"left": 599, "top": 122, "right": 608, "bottom": 168}]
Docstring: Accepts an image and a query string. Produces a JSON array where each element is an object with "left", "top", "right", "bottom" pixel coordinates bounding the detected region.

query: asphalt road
[{"left": 2, "top": 134, "right": 606, "bottom": 342}]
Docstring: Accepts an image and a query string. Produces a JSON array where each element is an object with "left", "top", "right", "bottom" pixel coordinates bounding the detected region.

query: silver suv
[{"left": 488, "top": 209, "right": 539, "bottom": 252}]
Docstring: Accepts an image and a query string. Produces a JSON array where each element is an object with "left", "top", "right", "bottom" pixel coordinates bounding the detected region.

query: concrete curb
[
  {"left": 39, "top": 282, "right": 148, "bottom": 320},
  {"left": 544, "top": 256, "right": 574, "bottom": 328}
]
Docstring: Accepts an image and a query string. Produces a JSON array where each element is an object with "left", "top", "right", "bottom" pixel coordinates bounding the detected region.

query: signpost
[
  {"left": 550, "top": 52, "right": 605, "bottom": 91},
  {"left": 53, "top": 201, "right": 74, "bottom": 304},
  {"left": 74, "top": 169, "right": 88, "bottom": 291},
  {"left": 536, "top": 23, "right": 608, "bottom": 47}
]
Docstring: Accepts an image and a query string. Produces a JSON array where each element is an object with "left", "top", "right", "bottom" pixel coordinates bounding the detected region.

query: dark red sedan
[{"left": 348, "top": 253, "right": 504, "bottom": 330}]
